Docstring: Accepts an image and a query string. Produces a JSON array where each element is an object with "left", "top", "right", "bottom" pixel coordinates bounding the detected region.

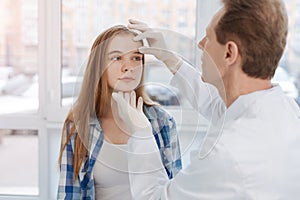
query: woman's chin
[
  {"left": 113, "top": 85, "right": 139, "bottom": 92},
  {"left": 113, "top": 88, "right": 135, "bottom": 93}
]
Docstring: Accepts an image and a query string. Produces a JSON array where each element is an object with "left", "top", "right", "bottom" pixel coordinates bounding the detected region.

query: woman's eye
[
  {"left": 133, "top": 56, "right": 142, "bottom": 61},
  {"left": 111, "top": 56, "right": 121, "bottom": 61}
]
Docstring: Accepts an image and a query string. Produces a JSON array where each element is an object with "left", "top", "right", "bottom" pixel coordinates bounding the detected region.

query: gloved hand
[
  {"left": 112, "top": 91, "right": 152, "bottom": 136},
  {"left": 128, "top": 19, "right": 182, "bottom": 74}
]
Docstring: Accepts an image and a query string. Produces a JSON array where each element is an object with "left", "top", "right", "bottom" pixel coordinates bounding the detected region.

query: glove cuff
[{"left": 166, "top": 57, "right": 183, "bottom": 74}]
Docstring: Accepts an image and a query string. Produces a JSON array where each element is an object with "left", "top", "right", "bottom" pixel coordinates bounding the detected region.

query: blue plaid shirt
[{"left": 57, "top": 105, "right": 182, "bottom": 200}]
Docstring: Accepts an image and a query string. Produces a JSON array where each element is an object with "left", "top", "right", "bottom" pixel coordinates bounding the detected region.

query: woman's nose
[{"left": 121, "top": 61, "right": 133, "bottom": 72}]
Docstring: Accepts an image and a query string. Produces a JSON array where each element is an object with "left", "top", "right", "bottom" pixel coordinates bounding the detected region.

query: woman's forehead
[{"left": 108, "top": 33, "right": 142, "bottom": 53}]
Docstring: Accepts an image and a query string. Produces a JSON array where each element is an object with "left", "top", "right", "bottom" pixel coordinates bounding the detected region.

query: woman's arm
[
  {"left": 57, "top": 126, "right": 81, "bottom": 200},
  {"left": 161, "top": 116, "right": 182, "bottom": 179},
  {"left": 144, "top": 105, "right": 182, "bottom": 179}
]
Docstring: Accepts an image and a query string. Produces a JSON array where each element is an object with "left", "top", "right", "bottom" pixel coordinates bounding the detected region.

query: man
[{"left": 112, "top": 0, "right": 300, "bottom": 199}]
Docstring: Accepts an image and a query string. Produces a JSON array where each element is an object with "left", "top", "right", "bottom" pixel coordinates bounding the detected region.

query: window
[
  {"left": 278, "top": 0, "right": 300, "bottom": 105},
  {"left": 0, "top": 129, "right": 38, "bottom": 196},
  {"left": 0, "top": 0, "right": 45, "bottom": 199},
  {"left": 0, "top": 0, "right": 38, "bottom": 116}
]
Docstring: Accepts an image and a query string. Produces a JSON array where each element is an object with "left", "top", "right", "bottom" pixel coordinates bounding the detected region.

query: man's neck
[{"left": 223, "top": 73, "right": 272, "bottom": 107}]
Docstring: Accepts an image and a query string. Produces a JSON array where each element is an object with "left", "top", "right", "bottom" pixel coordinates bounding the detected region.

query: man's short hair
[{"left": 216, "top": 0, "right": 288, "bottom": 79}]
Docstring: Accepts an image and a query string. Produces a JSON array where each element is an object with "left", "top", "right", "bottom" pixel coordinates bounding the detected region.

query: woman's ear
[{"left": 224, "top": 41, "right": 239, "bottom": 66}]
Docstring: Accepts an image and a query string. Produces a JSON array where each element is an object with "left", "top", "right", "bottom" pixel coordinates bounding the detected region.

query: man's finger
[
  {"left": 128, "top": 23, "right": 148, "bottom": 32},
  {"left": 138, "top": 47, "right": 166, "bottom": 59},
  {"left": 124, "top": 92, "right": 130, "bottom": 104},
  {"left": 137, "top": 96, "right": 143, "bottom": 112},
  {"left": 129, "top": 18, "right": 146, "bottom": 25},
  {"left": 112, "top": 92, "right": 125, "bottom": 107},
  {"left": 130, "top": 91, "right": 136, "bottom": 108},
  {"left": 128, "top": 19, "right": 149, "bottom": 32},
  {"left": 133, "top": 31, "right": 161, "bottom": 42},
  {"left": 118, "top": 91, "right": 123, "bottom": 98}
]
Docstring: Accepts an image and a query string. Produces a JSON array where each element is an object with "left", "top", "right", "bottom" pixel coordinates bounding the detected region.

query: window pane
[
  {"left": 0, "top": 0, "right": 38, "bottom": 115},
  {"left": 61, "top": 0, "right": 196, "bottom": 107},
  {"left": 0, "top": 129, "right": 38, "bottom": 195},
  {"left": 279, "top": 0, "right": 300, "bottom": 105}
]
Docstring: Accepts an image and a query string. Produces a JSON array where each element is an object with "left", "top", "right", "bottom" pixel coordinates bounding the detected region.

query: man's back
[{"left": 217, "top": 85, "right": 300, "bottom": 199}]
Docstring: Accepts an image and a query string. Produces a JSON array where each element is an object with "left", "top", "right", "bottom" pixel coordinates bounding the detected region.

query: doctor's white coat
[{"left": 127, "top": 62, "right": 300, "bottom": 200}]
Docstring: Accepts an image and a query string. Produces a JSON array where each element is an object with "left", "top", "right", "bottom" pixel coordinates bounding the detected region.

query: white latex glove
[
  {"left": 128, "top": 19, "right": 182, "bottom": 74},
  {"left": 112, "top": 91, "right": 152, "bottom": 135},
  {"left": 113, "top": 92, "right": 167, "bottom": 200}
]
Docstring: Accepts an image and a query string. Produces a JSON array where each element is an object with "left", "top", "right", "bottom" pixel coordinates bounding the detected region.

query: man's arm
[
  {"left": 171, "top": 61, "right": 226, "bottom": 122},
  {"left": 126, "top": 128, "right": 245, "bottom": 200},
  {"left": 112, "top": 92, "right": 244, "bottom": 199}
]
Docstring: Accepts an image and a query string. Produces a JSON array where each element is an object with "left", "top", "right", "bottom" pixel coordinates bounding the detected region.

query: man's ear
[{"left": 224, "top": 41, "right": 239, "bottom": 66}]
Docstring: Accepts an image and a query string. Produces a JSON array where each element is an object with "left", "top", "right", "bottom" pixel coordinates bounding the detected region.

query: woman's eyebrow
[
  {"left": 132, "top": 51, "right": 142, "bottom": 55},
  {"left": 108, "top": 50, "right": 142, "bottom": 55},
  {"left": 107, "top": 50, "right": 122, "bottom": 55}
]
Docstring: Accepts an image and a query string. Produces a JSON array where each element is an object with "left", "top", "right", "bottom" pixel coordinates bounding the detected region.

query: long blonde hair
[{"left": 58, "top": 25, "right": 155, "bottom": 180}]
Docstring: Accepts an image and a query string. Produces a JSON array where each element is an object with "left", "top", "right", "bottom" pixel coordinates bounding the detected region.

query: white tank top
[{"left": 93, "top": 140, "right": 132, "bottom": 200}]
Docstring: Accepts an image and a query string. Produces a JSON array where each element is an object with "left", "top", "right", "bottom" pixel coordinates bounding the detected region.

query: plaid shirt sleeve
[
  {"left": 57, "top": 123, "right": 81, "bottom": 200},
  {"left": 146, "top": 106, "right": 182, "bottom": 179},
  {"left": 166, "top": 116, "right": 182, "bottom": 178},
  {"left": 158, "top": 115, "right": 182, "bottom": 179}
]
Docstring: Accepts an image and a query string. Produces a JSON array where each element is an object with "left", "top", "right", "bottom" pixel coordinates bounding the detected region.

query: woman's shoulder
[
  {"left": 64, "top": 117, "right": 102, "bottom": 133},
  {"left": 89, "top": 117, "right": 103, "bottom": 133}
]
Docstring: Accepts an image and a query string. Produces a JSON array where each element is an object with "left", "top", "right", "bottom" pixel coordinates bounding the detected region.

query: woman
[{"left": 57, "top": 25, "right": 182, "bottom": 199}]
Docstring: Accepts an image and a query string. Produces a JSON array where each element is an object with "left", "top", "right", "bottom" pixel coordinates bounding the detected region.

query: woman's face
[{"left": 105, "top": 33, "right": 143, "bottom": 92}]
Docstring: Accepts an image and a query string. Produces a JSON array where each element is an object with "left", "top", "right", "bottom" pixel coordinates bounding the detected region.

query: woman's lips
[{"left": 119, "top": 77, "right": 135, "bottom": 82}]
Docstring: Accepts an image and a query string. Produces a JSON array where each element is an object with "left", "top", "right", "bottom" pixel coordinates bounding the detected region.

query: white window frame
[
  {"left": 0, "top": 0, "right": 50, "bottom": 199},
  {"left": 0, "top": 0, "right": 220, "bottom": 199}
]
